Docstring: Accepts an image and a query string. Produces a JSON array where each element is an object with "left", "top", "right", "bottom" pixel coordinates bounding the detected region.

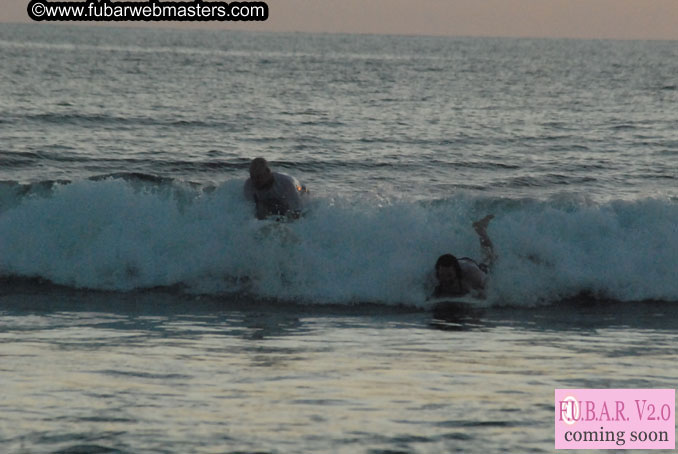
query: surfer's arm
[
  {"left": 243, "top": 180, "right": 268, "bottom": 219},
  {"left": 473, "top": 214, "right": 496, "bottom": 268}
]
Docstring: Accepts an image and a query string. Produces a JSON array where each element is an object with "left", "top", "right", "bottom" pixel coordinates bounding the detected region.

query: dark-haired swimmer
[
  {"left": 433, "top": 215, "right": 496, "bottom": 299},
  {"left": 243, "top": 157, "right": 309, "bottom": 220}
]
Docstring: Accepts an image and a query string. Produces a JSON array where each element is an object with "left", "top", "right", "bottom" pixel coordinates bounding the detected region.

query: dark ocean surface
[{"left": 1, "top": 23, "right": 677, "bottom": 453}]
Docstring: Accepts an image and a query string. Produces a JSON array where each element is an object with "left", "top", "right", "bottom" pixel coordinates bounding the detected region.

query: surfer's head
[
  {"left": 249, "top": 157, "right": 274, "bottom": 190},
  {"left": 435, "top": 254, "right": 463, "bottom": 288}
]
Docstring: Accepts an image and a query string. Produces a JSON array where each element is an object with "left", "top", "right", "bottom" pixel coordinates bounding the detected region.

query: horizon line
[{"left": 2, "top": 21, "right": 678, "bottom": 43}]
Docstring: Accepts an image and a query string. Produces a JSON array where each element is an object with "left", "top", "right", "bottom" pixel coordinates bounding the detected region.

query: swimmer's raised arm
[{"left": 472, "top": 214, "right": 496, "bottom": 268}]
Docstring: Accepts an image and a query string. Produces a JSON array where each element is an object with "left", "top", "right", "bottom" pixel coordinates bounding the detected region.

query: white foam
[{"left": 1, "top": 179, "right": 677, "bottom": 305}]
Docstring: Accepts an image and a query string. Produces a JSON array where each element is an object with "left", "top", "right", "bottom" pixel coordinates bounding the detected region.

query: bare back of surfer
[{"left": 433, "top": 215, "right": 496, "bottom": 299}]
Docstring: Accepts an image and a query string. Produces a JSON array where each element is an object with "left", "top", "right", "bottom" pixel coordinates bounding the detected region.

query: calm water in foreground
[{"left": 2, "top": 289, "right": 678, "bottom": 453}]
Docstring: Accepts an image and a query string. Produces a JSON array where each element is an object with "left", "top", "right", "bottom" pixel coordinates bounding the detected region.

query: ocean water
[{"left": 1, "top": 23, "right": 677, "bottom": 453}]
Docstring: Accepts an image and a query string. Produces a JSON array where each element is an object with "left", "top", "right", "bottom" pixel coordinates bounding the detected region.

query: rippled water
[
  {"left": 1, "top": 24, "right": 677, "bottom": 200},
  {"left": 2, "top": 291, "right": 678, "bottom": 453},
  {"left": 1, "top": 23, "right": 677, "bottom": 453}
]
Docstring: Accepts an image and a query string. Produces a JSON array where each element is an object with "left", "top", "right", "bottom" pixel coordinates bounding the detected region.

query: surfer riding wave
[
  {"left": 243, "top": 157, "right": 309, "bottom": 221},
  {"left": 432, "top": 214, "right": 496, "bottom": 299}
]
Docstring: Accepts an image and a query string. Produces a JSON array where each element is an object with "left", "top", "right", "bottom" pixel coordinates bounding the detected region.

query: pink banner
[{"left": 555, "top": 389, "right": 675, "bottom": 450}]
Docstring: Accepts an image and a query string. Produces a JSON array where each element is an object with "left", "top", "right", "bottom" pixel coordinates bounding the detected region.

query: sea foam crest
[{"left": 1, "top": 177, "right": 677, "bottom": 306}]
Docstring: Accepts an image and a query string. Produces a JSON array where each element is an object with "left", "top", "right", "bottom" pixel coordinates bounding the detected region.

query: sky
[{"left": 3, "top": 0, "right": 678, "bottom": 40}]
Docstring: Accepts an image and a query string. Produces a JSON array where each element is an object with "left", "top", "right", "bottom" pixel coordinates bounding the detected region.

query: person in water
[
  {"left": 433, "top": 214, "right": 496, "bottom": 298},
  {"left": 243, "top": 157, "right": 308, "bottom": 220}
]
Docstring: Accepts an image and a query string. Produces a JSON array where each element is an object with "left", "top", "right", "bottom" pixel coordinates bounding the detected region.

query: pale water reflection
[{"left": 2, "top": 294, "right": 678, "bottom": 453}]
